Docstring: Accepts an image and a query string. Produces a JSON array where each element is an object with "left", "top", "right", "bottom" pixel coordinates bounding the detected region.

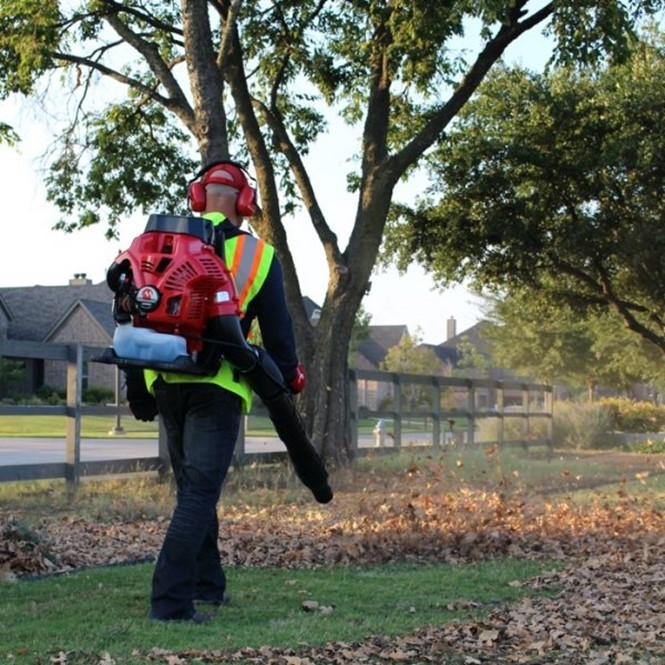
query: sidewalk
[
  {"left": 0, "top": 435, "right": 286, "bottom": 466},
  {"left": 0, "top": 433, "right": 389, "bottom": 466}
]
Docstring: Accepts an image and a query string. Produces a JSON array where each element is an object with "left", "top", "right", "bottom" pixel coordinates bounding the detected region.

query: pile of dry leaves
[{"left": 1, "top": 453, "right": 663, "bottom": 664}]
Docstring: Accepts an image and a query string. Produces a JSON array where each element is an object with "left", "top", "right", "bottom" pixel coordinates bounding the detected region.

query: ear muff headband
[{"left": 187, "top": 160, "right": 257, "bottom": 217}]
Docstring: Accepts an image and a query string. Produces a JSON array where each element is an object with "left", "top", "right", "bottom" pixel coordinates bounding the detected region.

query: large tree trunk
[
  {"left": 309, "top": 329, "right": 353, "bottom": 466},
  {"left": 300, "top": 295, "right": 357, "bottom": 466}
]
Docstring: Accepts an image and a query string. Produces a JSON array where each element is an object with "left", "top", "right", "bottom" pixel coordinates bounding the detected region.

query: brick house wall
[{"left": 45, "top": 305, "right": 116, "bottom": 392}]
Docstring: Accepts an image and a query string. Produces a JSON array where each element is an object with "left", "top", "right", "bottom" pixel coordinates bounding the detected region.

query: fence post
[
  {"left": 231, "top": 416, "right": 248, "bottom": 470},
  {"left": 432, "top": 377, "right": 441, "bottom": 449},
  {"left": 496, "top": 383, "right": 505, "bottom": 448},
  {"left": 392, "top": 373, "right": 402, "bottom": 449},
  {"left": 65, "top": 343, "right": 83, "bottom": 489},
  {"left": 348, "top": 369, "right": 359, "bottom": 458},
  {"left": 466, "top": 379, "right": 475, "bottom": 446},
  {"left": 109, "top": 365, "right": 124, "bottom": 435},
  {"left": 545, "top": 386, "right": 554, "bottom": 453},
  {"left": 522, "top": 384, "right": 530, "bottom": 450},
  {"left": 157, "top": 418, "right": 171, "bottom": 480}
]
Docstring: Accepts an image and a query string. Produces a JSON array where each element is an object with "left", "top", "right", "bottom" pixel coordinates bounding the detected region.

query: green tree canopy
[
  {"left": 481, "top": 288, "right": 665, "bottom": 400},
  {"left": 386, "top": 29, "right": 665, "bottom": 360},
  {"left": 2, "top": 0, "right": 661, "bottom": 461}
]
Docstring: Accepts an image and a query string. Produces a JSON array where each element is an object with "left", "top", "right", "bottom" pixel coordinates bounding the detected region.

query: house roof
[
  {"left": 44, "top": 298, "right": 116, "bottom": 342},
  {"left": 355, "top": 324, "right": 408, "bottom": 369},
  {"left": 301, "top": 295, "right": 321, "bottom": 321},
  {"left": 0, "top": 277, "right": 484, "bottom": 376},
  {"left": 0, "top": 295, "right": 13, "bottom": 322},
  {"left": 420, "top": 342, "right": 459, "bottom": 367},
  {"left": 440, "top": 320, "right": 491, "bottom": 355},
  {"left": 0, "top": 281, "right": 113, "bottom": 342},
  {"left": 353, "top": 322, "right": 488, "bottom": 373},
  {"left": 0, "top": 278, "right": 323, "bottom": 345}
]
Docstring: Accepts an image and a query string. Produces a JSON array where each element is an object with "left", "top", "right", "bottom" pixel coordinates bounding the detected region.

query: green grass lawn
[
  {"left": 0, "top": 415, "right": 429, "bottom": 438},
  {"left": 0, "top": 415, "right": 159, "bottom": 438},
  {"left": 0, "top": 559, "right": 557, "bottom": 664}
]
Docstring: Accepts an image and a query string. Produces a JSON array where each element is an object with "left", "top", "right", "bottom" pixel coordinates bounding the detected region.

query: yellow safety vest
[{"left": 144, "top": 213, "right": 275, "bottom": 412}]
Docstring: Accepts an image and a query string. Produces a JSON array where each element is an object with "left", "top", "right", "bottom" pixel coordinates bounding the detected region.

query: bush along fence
[{"left": 0, "top": 340, "right": 553, "bottom": 485}]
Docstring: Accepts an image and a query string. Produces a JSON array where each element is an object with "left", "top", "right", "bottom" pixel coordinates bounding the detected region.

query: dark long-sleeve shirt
[{"left": 218, "top": 220, "right": 299, "bottom": 384}]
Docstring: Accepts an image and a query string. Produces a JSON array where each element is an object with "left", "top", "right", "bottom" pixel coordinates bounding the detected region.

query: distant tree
[
  {"left": 380, "top": 327, "right": 430, "bottom": 373},
  {"left": 454, "top": 335, "right": 490, "bottom": 377},
  {"left": 2, "top": 1, "right": 660, "bottom": 461},
  {"left": 482, "top": 288, "right": 665, "bottom": 400},
  {"left": 386, "top": 29, "right": 665, "bottom": 360},
  {"left": 381, "top": 327, "right": 440, "bottom": 411}
]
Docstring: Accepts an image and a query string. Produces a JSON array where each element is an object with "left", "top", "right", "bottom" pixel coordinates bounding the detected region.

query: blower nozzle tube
[{"left": 210, "top": 316, "right": 333, "bottom": 504}]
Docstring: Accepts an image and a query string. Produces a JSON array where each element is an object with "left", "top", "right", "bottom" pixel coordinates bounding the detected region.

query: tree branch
[
  {"left": 253, "top": 97, "right": 342, "bottom": 267},
  {"left": 54, "top": 51, "right": 172, "bottom": 107},
  {"left": 103, "top": 13, "right": 194, "bottom": 126},
  {"left": 549, "top": 255, "right": 665, "bottom": 351},
  {"left": 100, "top": 0, "right": 184, "bottom": 39},
  {"left": 386, "top": 2, "right": 555, "bottom": 182}
]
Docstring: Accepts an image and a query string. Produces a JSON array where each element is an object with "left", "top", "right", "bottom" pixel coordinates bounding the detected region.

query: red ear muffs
[
  {"left": 188, "top": 160, "right": 257, "bottom": 217},
  {"left": 235, "top": 182, "right": 257, "bottom": 217},
  {"left": 188, "top": 181, "right": 207, "bottom": 212}
]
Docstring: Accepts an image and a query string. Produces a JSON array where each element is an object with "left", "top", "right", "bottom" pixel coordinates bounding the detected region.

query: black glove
[
  {"left": 124, "top": 367, "right": 158, "bottom": 422},
  {"left": 129, "top": 399, "right": 158, "bottom": 422}
]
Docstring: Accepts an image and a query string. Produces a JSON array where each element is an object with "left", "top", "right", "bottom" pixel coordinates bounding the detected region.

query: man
[{"left": 127, "top": 161, "right": 305, "bottom": 623}]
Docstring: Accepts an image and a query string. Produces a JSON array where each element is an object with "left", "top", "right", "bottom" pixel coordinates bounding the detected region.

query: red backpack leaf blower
[{"left": 94, "top": 214, "right": 332, "bottom": 503}]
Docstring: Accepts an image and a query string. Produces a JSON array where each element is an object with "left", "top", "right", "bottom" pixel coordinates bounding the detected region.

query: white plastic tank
[{"left": 112, "top": 323, "right": 188, "bottom": 362}]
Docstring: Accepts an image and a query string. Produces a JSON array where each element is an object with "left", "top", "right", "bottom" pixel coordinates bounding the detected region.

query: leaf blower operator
[{"left": 96, "top": 160, "right": 332, "bottom": 508}]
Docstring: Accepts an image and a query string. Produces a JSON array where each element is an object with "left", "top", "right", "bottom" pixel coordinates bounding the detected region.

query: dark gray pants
[{"left": 149, "top": 379, "right": 241, "bottom": 620}]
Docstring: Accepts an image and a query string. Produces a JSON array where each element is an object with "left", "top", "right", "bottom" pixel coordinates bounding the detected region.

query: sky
[{"left": 0, "top": 13, "right": 557, "bottom": 346}]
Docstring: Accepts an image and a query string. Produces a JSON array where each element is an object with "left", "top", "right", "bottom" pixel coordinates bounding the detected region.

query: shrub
[
  {"left": 0, "top": 358, "right": 25, "bottom": 396},
  {"left": 631, "top": 437, "right": 665, "bottom": 454},
  {"left": 35, "top": 385, "right": 66, "bottom": 404},
  {"left": 475, "top": 407, "right": 549, "bottom": 444},
  {"left": 83, "top": 385, "right": 114, "bottom": 405},
  {"left": 598, "top": 397, "right": 665, "bottom": 433},
  {"left": 552, "top": 401, "right": 613, "bottom": 450}
]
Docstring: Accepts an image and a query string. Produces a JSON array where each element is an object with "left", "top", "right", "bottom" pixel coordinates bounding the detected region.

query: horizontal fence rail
[
  {"left": 349, "top": 369, "right": 553, "bottom": 454},
  {"left": 0, "top": 340, "right": 553, "bottom": 485}
]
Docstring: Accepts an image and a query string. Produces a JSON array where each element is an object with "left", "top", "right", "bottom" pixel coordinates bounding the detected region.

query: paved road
[
  {"left": 0, "top": 435, "right": 288, "bottom": 466},
  {"left": 0, "top": 433, "right": 406, "bottom": 466},
  {"left": 0, "top": 428, "right": 445, "bottom": 466}
]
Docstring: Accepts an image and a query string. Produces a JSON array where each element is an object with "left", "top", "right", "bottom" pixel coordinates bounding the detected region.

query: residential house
[
  {"left": 354, "top": 324, "right": 408, "bottom": 410},
  {"left": 353, "top": 321, "right": 459, "bottom": 410},
  {"left": 0, "top": 275, "right": 116, "bottom": 394},
  {"left": 352, "top": 315, "right": 525, "bottom": 412}
]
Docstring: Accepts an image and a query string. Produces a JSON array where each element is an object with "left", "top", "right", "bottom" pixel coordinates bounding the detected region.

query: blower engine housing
[{"left": 96, "top": 214, "right": 240, "bottom": 374}]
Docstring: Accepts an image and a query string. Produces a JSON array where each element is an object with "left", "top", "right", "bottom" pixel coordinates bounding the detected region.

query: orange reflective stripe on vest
[{"left": 225, "top": 234, "right": 274, "bottom": 314}]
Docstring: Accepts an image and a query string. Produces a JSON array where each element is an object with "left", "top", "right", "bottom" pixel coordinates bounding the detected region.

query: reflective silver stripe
[{"left": 233, "top": 236, "right": 263, "bottom": 300}]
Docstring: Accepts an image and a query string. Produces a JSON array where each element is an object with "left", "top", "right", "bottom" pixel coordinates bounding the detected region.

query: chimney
[
  {"left": 446, "top": 316, "right": 457, "bottom": 340},
  {"left": 69, "top": 272, "right": 92, "bottom": 286}
]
